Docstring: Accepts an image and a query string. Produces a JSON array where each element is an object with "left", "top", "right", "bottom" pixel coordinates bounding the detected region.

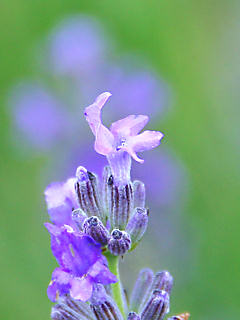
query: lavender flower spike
[
  {"left": 85, "top": 92, "right": 164, "bottom": 185},
  {"left": 45, "top": 223, "right": 117, "bottom": 302}
]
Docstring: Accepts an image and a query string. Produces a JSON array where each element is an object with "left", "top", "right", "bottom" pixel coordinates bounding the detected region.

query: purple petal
[
  {"left": 47, "top": 280, "right": 60, "bottom": 302},
  {"left": 52, "top": 268, "right": 72, "bottom": 284},
  {"left": 47, "top": 268, "right": 71, "bottom": 302},
  {"left": 46, "top": 225, "right": 102, "bottom": 276},
  {"left": 85, "top": 92, "right": 114, "bottom": 155},
  {"left": 45, "top": 222, "right": 61, "bottom": 236},
  {"left": 45, "top": 223, "right": 70, "bottom": 267},
  {"left": 110, "top": 115, "right": 149, "bottom": 137},
  {"left": 126, "top": 130, "right": 164, "bottom": 163},
  {"left": 44, "top": 178, "right": 77, "bottom": 227},
  {"left": 88, "top": 260, "right": 118, "bottom": 285},
  {"left": 84, "top": 92, "right": 112, "bottom": 135},
  {"left": 63, "top": 233, "right": 101, "bottom": 276},
  {"left": 94, "top": 124, "right": 114, "bottom": 155},
  {"left": 70, "top": 277, "right": 93, "bottom": 301}
]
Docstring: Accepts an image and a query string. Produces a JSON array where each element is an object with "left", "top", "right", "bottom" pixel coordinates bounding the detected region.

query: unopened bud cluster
[
  {"left": 49, "top": 165, "right": 190, "bottom": 320},
  {"left": 73, "top": 165, "right": 148, "bottom": 256},
  {"left": 51, "top": 268, "right": 189, "bottom": 320}
]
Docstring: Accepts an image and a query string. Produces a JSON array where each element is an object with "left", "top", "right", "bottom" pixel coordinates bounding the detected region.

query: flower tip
[
  {"left": 76, "top": 166, "right": 88, "bottom": 182},
  {"left": 95, "top": 91, "right": 112, "bottom": 108}
]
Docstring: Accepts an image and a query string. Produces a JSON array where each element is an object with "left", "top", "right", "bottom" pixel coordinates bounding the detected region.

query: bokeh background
[{"left": 1, "top": 1, "right": 240, "bottom": 319}]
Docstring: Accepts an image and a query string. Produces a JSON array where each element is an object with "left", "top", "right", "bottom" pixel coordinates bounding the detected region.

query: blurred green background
[{"left": 1, "top": 0, "right": 240, "bottom": 319}]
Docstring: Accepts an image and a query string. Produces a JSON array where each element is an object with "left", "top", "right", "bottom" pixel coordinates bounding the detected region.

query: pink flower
[{"left": 85, "top": 92, "right": 164, "bottom": 185}]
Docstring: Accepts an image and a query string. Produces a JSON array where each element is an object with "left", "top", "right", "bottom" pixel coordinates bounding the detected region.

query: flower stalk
[{"left": 104, "top": 251, "right": 126, "bottom": 317}]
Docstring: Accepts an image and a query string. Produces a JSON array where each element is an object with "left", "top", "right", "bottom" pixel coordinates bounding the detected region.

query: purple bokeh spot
[
  {"left": 105, "top": 62, "right": 169, "bottom": 118},
  {"left": 48, "top": 16, "right": 107, "bottom": 75},
  {"left": 9, "top": 83, "right": 69, "bottom": 150}
]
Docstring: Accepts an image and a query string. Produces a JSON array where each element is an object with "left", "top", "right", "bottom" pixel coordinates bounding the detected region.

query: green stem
[{"left": 104, "top": 252, "right": 125, "bottom": 316}]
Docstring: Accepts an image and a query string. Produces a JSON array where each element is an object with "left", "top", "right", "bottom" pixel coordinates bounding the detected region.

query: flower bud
[
  {"left": 126, "top": 207, "right": 148, "bottom": 247},
  {"left": 152, "top": 271, "right": 174, "bottom": 295},
  {"left": 71, "top": 208, "right": 87, "bottom": 230},
  {"left": 51, "top": 304, "right": 76, "bottom": 320},
  {"left": 130, "top": 268, "right": 154, "bottom": 313},
  {"left": 62, "top": 295, "right": 95, "bottom": 320},
  {"left": 108, "top": 229, "right": 131, "bottom": 256},
  {"left": 168, "top": 313, "right": 190, "bottom": 320},
  {"left": 75, "top": 166, "right": 104, "bottom": 221},
  {"left": 141, "top": 290, "right": 169, "bottom": 320},
  {"left": 133, "top": 180, "right": 145, "bottom": 208},
  {"left": 127, "top": 312, "right": 141, "bottom": 320},
  {"left": 90, "top": 284, "right": 124, "bottom": 320},
  {"left": 102, "top": 165, "right": 112, "bottom": 213},
  {"left": 109, "top": 182, "right": 134, "bottom": 230},
  {"left": 83, "top": 216, "right": 110, "bottom": 246},
  {"left": 51, "top": 295, "right": 95, "bottom": 320}
]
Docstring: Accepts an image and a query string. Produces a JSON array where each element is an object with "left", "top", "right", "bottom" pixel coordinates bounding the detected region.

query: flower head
[
  {"left": 85, "top": 92, "right": 164, "bottom": 185},
  {"left": 45, "top": 223, "right": 117, "bottom": 302}
]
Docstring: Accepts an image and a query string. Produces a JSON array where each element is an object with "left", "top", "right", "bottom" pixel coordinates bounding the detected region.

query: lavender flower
[
  {"left": 84, "top": 92, "right": 164, "bottom": 185},
  {"left": 45, "top": 223, "right": 117, "bottom": 302},
  {"left": 44, "top": 91, "right": 190, "bottom": 319},
  {"left": 8, "top": 19, "right": 187, "bottom": 257}
]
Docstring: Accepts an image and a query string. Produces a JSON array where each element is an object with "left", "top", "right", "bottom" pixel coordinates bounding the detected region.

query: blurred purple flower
[
  {"left": 47, "top": 15, "right": 107, "bottom": 76},
  {"left": 45, "top": 223, "right": 117, "bottom": 302},
  {"left": 9, "top": 83, "right": 69, "bottom": 150},
  {"left": 104, "top": 61, "right": 170, "bottom": 117}
]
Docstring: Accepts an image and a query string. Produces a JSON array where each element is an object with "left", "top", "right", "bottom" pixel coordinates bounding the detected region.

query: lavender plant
[
  {"left": 45, "top": 92, "right": 190, "bottom": 320},
  {"left": 9, "top": 17, "right": 189, "bottom": 274}
]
